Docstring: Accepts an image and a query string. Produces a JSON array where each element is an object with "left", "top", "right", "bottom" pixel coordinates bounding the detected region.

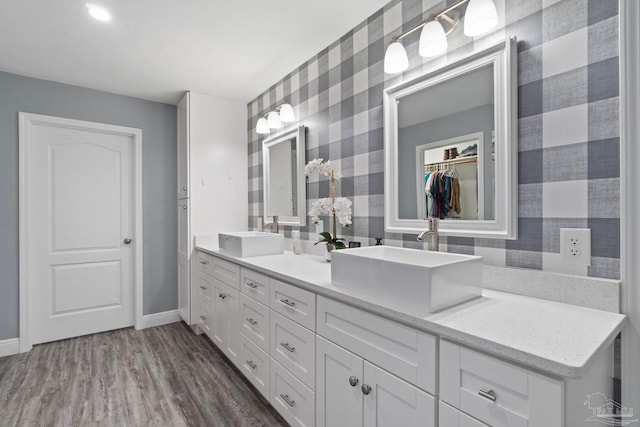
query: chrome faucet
[
  {"left": 263, "top": 215, "right": 279, "bottom": 234},
  {"left": 417, "top": 218, "right": 439, "bottom": 251}
]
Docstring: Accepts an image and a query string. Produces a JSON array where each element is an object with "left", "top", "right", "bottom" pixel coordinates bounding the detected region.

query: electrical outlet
[{"left": 560, "top": 228, "right": 591, "bottom": 265}]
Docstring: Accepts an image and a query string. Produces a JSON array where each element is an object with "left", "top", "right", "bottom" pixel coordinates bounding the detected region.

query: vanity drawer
[
  {"left": 240, "top": 293, "right": 270, "bottom": 353},
  {"left": 316, "top": 296, "right": 436, "bottom": 394},
  {"left": 240, "top": 334, "right": 270, "bottom": 400},
  {"left": 196, "top": 272, "right": 214, "bottom": 307},
  {"left": 271, "top": 312, "right": 315, "bottom": 389},
  {"left": 197, "top": 251, "right": 214, "bottom": 276},
  {"left": 212, "top": 257, "right": 240, "bottom": 290},
  {"left": 241, "top": 268, "right": 270, "bottom": 306},
  {"left": 271, "top": 358, "right": 315, "bottom": 427},
  {"left": 271, "top": 279, "right": 315, "bottom": 331},
  {"left": 197, "top": 301, "right": 213, "bottom": 337},
  {"left": 439, "top": 401, "right": 489, "bottom": 426},
  {"left": 440, "top": 340, "right": 562, "bottom": 427}
]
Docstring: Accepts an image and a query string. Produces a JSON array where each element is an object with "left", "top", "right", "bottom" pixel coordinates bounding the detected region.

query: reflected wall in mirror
[
  {"left": 384, "top": 38, "right": 518, "bottom": 239},
  {"left": 263, "top": 125, "right": 306, "bottom": 226}
]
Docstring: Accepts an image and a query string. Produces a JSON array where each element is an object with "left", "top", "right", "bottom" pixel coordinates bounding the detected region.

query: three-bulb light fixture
[
  {"left": 256, "top": 104, "right": 295, "bottom": 134},
  {"left": 384, "top": 0, "right": 498, "bottom": 74}
]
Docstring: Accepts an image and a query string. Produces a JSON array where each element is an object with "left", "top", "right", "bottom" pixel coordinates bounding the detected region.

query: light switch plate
[{"left": 560, "top": 228, "right": 591, "bottom": 265}]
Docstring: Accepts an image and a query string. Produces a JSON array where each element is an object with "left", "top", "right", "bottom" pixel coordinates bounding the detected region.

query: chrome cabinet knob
[
  {"left": 182, "top": 186, "right": 187, "bottom": 191},
  {"left": 361, "top": 384, "right": 371, "bottom": 395},
  {"left": 123, "top": 238, "right": 132, "bottom": 245},
  {"left": 348, "top": 376, "right": 359, "bottom": 387}
]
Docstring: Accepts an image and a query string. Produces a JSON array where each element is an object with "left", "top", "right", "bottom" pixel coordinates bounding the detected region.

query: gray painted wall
[
  {"left": 0, "top": 71, "right": 177, "bottom": 340},
  {"left": 398, "top": 104, "right": 494, "bottom": 219}
]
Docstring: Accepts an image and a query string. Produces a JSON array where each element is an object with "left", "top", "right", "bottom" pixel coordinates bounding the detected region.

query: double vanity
[{"left": 191, "top": 232, "right": 625, "bottom": 427}]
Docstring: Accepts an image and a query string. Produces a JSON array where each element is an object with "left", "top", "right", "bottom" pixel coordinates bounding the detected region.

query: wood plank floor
[{"left": 0, "top": 322, "right": 287, "bottom": 427}]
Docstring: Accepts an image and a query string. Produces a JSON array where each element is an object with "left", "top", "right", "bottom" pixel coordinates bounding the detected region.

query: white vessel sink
[
  {"left": 218, "top": 231, "right": 284, "bottom": 257},
  {"left": 331, "top": 246, "right": 483, "bottom": 315}
]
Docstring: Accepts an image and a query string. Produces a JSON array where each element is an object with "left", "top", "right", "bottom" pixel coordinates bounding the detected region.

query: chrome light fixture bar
[
  {"left": 384, "top": 0, "right": 498, "bottom": 74},
  {"left": 256, "top": 103, "right": 295, "bottom": 134}
]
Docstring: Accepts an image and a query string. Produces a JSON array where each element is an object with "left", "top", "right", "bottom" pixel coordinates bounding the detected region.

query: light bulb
[
  {"left": 256, "top": 117, "right": 270, "bottom": 134},
  {"left": 464, "top": 0, "right": 498, "bottom": 37},
  {"left": 267, "top": 111, "right": 282, "bottom": 129},
  {"left": 86, "top": 4, "right": 111, "bottom": 21},
  {"left": 419, "top": 20, "right": 448, "bottom": 57},
  {"left": 383, "top": 41, "right": 409, "bottom": 74},
  {"left": 279, "top": 104, "right": 295, "bottom": 123}
]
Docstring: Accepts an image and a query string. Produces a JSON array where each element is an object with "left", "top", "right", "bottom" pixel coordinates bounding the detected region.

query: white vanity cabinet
[
  {"left": 316, "top": 335, "right": 435, "bottom": 427},
  {"left": 212, "top": 279, "right": 240, "bottom": 367}
]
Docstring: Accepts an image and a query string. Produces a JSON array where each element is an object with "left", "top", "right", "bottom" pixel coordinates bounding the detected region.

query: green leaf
[
  {"left": 319, "top": 231, "right": 333, "bottom": 241},
  {"left": 334, "top": 241, "right": 347, "bottom": 249}
]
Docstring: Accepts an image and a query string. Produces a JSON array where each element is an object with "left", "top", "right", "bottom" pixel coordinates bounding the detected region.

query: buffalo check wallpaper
[{"left": 247, "top": 0, "right": 620, "bottom": 280}]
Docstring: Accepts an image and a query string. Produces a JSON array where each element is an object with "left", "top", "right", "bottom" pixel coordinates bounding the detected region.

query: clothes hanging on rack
[
  {"left": 424, "top": 168, "right": 462, "bottom": 219},
  {"left": 450, "top": 177, "right": 461, "bottom": 214}
]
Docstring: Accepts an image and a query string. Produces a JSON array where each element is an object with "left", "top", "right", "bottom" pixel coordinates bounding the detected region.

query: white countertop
[{"left": 196, "top": 243, "right": 626, "bottom": 379}]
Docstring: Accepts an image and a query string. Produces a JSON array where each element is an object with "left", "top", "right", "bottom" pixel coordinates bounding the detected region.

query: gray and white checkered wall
[{"left": 247, "top": 0, "right": 620, "bottom": 280}]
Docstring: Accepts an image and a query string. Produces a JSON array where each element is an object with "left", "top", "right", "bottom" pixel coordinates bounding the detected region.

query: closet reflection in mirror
[{"left": 398, "top": 63, "right": 495, "bottom": 222}]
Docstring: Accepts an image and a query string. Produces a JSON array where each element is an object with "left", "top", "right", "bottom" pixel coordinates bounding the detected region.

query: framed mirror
[
  {"left": 263, "top": 124, "right": 306, "bottom": 226},
  {"left": 384, "top": 38, "right": 518, "bottom": 239}
]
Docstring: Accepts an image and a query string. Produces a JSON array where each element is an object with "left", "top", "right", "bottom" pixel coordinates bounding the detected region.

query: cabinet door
[
  {"left": 177, "top": 200, "right": 190, "bottom": 323},
  {"left": 316, "top": 336, "right": 363, "bottom": 427},
  {"left": 177, "top": 92, "right": 189, "bottom": 198},
  {"left": 362, "top": 362, "right": 435, "bottom": 427},
  {"left": 212, "top": 279, "right": 227, "bottom": 350},
  {"left": 224, "top": 285, "right": 240, "bottom": 367}
]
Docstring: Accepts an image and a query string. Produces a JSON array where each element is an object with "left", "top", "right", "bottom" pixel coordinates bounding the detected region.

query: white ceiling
[{"left": 0, "top": 0, "right": 390, "bottom": 105}]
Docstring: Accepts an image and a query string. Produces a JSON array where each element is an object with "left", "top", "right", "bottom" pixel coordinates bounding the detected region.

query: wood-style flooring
[{"left": 0, "top": 322, "right": 287, "bottom": 427}]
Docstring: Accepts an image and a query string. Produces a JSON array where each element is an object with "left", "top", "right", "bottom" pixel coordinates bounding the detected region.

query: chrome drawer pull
[
  {"left": 280, "top": 394, "right": 295, "bottom": 407},
  {"left": 280, "top": 298, "right": 296, "bottom": 307},
  {"left": 200, "top": 315, "right": 207, "bottom": 321},
  {"left": 479, "top": 389, "right": 497, "bottom": 402},
  {"left": 246, "top": 318, "right": 258, "bottom": 326},
  {"left": 199, "top": 286, "right": 207, "bottom": 290},
  {"left": 246, "top": 360, "right": 257, "bottom": 370},
  {"left": 199, "top": 261, "right": 208, "bottom": 265},
  {"left": 280, "top": 342, "right": 295, "bottom": 353},
  {"left": 246, "top": 282, "right": 258, "bottom": 289}
]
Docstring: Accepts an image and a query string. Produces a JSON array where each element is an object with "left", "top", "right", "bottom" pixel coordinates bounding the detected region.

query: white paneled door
[{"left": 20, "top": 113, "right": 141, "bottom": 346}]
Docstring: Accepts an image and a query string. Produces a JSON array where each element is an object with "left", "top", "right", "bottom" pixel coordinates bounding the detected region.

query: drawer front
[
  {"left": 197, "top": 251, "right": 214, "bottom": 276},
  {"left": 440, "top": 340, "right": 563, "bottom": 427},
  {"left": 271, "top": 312, "right": 315, "bottom": 389},
  {"left": 240, "top": 268, "right": 270, "bottom": 306},
  {"left": 439, "top": 402, "right": 489, "bottom": 427},
  {"left": 240, "top": 334, "right": 270, "bottom": 400},
  {"left": 198, "top": 301, "right": 213, "bottom": 337},
  {"left": 196, "top": 273, "right": 214, "bottom": 307},
  {"left": 212, "top": 257, "right": 240, "bottom": 290},
  {"left": 240, "top": 293, "right": 270, "bottom": 353},
  {"left": 271, "top": 358, "right": 315, "bottom": 427},
  {"left": 271, "top": 279, "right": 315, "bottom": 331},
  {"left": 316, "top": 296, "right": 436, "bottom": 393}
]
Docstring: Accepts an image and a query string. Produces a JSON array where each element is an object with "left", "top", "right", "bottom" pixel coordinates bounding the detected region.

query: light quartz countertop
[{"left": 196, "top": 243, "right": 626, "bottom": 379}]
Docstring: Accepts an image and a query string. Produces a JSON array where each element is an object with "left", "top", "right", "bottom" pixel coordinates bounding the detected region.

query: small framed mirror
[
  {"left": 384, "top": 38, "right": 518, "bottom": 239},
  {"left": 263, "top": 125, "right": 306, "bottom": 226}
]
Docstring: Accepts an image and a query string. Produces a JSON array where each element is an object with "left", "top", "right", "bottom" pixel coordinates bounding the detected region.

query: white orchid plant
[{"left": 304, "top": 158, "right": 352, "bottom": 250}]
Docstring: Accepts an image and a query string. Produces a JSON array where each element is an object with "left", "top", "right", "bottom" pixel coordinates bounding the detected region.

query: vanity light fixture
[
  {"left": 86, "top": 3, "right": 111, "bottom": 21},
  {"left": 256, "top": 103, "right": 295, "bottom": 134},
  {"left": 383, "top": 0, "right": 498, "bottom": 74}
]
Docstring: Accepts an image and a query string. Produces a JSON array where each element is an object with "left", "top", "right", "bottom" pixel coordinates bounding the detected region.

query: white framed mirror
[
  {"left": 263, "top": 124, "right": 306, "bottom": 226},
  {"left": 384, "top": 38, "right": 518, "bottom": 239}
]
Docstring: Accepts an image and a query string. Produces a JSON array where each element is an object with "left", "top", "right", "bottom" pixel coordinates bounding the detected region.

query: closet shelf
[{"left": 424, "top": 154, "right": 478, "bottom": 170}]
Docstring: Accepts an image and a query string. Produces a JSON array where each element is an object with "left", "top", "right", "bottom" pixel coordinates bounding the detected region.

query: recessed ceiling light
[{"left": 86, "top": 4, "right": 111, "bottom": 21}]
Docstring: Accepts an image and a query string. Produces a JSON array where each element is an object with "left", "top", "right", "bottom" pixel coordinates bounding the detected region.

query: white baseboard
[
  {"left": 140, "top": 309, "right": 181, "bottom": 329},
  {"left": 0, "top": 338, "right": 20, "bottom": 358}
]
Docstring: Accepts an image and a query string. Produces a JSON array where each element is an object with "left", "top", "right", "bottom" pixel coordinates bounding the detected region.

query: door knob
[
  {"left": 348, "top": 376, "right": 359, "bottom": 387},
  {"left": 123, "top": 238, "right": 132, "bottom": 245},
  {"left": 361, "top": 384, "right": 371, "bottom": 395}
]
